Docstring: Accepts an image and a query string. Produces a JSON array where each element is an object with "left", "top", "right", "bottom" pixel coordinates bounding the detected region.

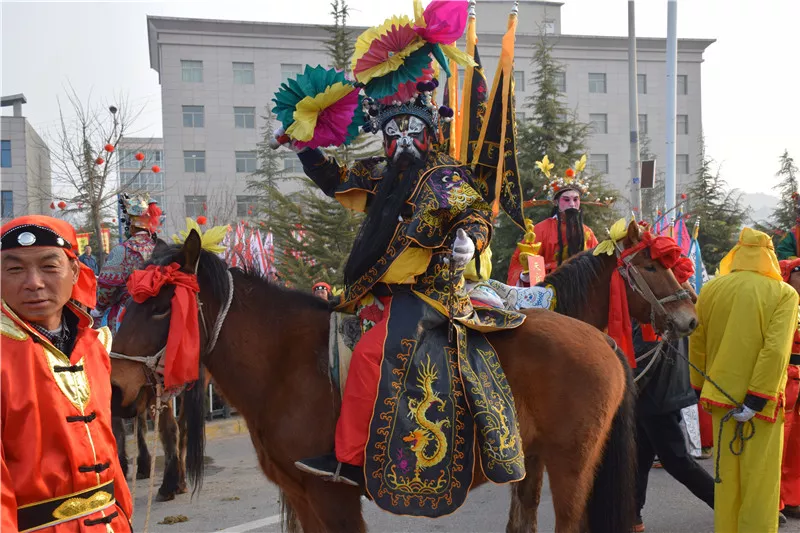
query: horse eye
[{"left": 644, "top": 265, "right": 657, "bottom": 273}]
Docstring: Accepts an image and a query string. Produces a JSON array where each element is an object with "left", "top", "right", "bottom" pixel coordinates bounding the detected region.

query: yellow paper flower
[
  {"left": 285, "top": 82, "right": 355, "bottom": 142},
  {"left": 574, "top": 154, "right": 587, "bottom": 173},
  {"left": 172, "top": 217, "right": 230, "bottom": 255},
  {"left": 593, "top": 218, "right": 629, "bottom": 256},
  {"left": 536, "top": 155, "right": 554, "bottom": 178}
]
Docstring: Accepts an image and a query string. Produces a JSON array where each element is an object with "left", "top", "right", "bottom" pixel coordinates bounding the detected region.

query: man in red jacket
[
  {"left": 780, "top": 258, "right": 800, "bottom": 521},
  {"left": 1, "top": 215, "right": 133, "bottom": 533}
]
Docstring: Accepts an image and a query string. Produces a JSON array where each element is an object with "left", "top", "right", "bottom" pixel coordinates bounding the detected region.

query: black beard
[
  {"left": 343, "top": 158, "right": 427, "bottom": 286},
  {"left": 556, "top": 208, "right": 585, "bottom": 264}
]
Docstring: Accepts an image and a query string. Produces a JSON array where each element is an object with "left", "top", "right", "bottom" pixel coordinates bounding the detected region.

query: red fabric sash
[
  {"left": 608, "top": 231, "right": 696, "bottom": 367},
  {"left": 127, "top": 263, "right": 200, "bottom": 390}
]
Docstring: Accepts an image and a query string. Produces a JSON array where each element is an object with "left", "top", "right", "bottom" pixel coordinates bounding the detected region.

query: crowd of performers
[{"left": 3, "top": 3, "right": 800, "bottom": 533}]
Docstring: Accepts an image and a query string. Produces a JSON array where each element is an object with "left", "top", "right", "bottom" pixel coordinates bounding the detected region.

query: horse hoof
[
  {"left": 136, "top": 472, "right": 151, "bottom": 480},
  {"left": 156, "top": 492, "right": 175, "bottom": 502},
  {"left": 177, "top": 486, "right": 188, "bottom": 495}
]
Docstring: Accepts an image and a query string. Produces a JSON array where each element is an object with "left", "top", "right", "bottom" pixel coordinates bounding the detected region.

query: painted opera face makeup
[{"left": 382, "top": 115, "right": 430, "bottom": 165}]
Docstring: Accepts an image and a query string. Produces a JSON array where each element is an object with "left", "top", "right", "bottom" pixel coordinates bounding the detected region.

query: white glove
[
  {"left": 90, "top": 308, "right": 104, "bottom": 319},
  {"left": 451, "top": 229, "right": 475, "bottom": 269},
  {"left": 732, "top": 405, "right": 757, "bottom": 422},
  {"left": 519, "top": 272, "right": 530, "bottom": 286}
]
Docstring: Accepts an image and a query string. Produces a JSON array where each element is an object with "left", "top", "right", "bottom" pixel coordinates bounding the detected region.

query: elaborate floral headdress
[
  {"left": 271, "top": 0, "right": 475, "bottom": 149},
  {"left": 119, "top": 193, "right": 163, "bottom": 234},
  {"left": 536, "top": 154, "right": 592, "bottom": 201}
]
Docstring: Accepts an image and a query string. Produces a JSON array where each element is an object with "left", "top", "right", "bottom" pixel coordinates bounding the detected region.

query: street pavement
[{"left": 127, "top": 418, "right": 799, "bottom": 533}]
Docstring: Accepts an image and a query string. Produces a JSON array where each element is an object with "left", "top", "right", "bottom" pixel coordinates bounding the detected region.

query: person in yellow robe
[{"left": 690, "top": 227, "right": 799, "bottom": 533}]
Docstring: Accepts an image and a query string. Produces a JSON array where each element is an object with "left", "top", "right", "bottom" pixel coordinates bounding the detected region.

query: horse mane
[
  {"left": 149, "top": 244, "right": 329, "bottom": 313},
  {"left": 537, "top": 250, "right": 608, "bottom": 317}
]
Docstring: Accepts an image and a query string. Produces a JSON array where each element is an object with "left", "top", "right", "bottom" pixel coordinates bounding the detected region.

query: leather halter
[
  {"left": 613, "top": 240, "right": 692, "bottom": 335},
  {"left": 109, "top": 270, "right": 234, "bottom": 398}
]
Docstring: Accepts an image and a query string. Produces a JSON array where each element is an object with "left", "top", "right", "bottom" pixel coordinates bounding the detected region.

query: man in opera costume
[
  {"left": 270, "top": 0, "right": 527, "bottom": 517},
  {"left": 93, "top": 193, "right": 162, "bottom": 331},
  {"left": 507, "top": 155, "right": 598, "bottom": 286},
  {"left": 690, "top": 228, "right": 798, "bottom": 533},
  {"left": 1, "top": 215, "right": 132, "bottom": 533}
]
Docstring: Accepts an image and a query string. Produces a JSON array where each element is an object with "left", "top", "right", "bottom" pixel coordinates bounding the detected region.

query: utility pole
[
  {"left": 665, "top": 0, "right": 678, "bottom": 224},
  {"left": 627, "top": 0, "right": 641, "bottom": 214}
]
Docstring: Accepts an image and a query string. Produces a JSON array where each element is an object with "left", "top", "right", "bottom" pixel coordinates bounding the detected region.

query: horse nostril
[{"left": 688, "top": 318, "right": 698, "bottom": 332}]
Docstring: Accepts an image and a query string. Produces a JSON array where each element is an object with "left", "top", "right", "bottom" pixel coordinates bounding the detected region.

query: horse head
[{"left": 616, "top": 219, "right": 698, "bottom": 338}]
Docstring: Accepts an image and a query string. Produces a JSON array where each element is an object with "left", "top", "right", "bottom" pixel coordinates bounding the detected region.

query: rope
[
  {"left": 662, "top": 342, "right": 755, "bottom": 483},
  {"left": 633, "top": 340, "right": 665, "bottom": 384},
  {"left": 205, "top": 270, "right": 234, "bottom": 354},
  {"left": 143, "top": 384, "right": 162, "bottom": 533}
]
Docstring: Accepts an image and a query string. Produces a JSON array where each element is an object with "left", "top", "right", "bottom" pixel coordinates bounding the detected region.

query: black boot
[{"left": 294, "top": 453, "right": 362, "bottom": 487}]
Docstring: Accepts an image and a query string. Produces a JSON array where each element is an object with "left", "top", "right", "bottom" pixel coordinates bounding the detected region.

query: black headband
[{"left": 0, "top": 224, "right": 73, "bottom": 251}]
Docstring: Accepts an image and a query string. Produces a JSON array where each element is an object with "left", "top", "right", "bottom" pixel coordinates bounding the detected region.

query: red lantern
[
  {"left": 112, "top": 218, "right": 116, "bottom": 223},
  {"left": 57, "top": 201, "right": 67, "bottom": 210},
  {"left": 50, "top": 202, "right": 55, "bottom": 210},
  {"left": 197, "top": 215, "right": 208, "bottom": 225},
  {"left": 247, "top": 209, "right": 253, "bottom": 215},
  {"left": 680, "top": 193, "right": 687, "bottom": 200},
  {"left": 151, "top": 165, "right": 161, "bottom": 173},
  {"left": 104, "top": 143, "right": 114, "bottom": 153},
  {"left": 135, "top": 152, "right": 145, "bottom": 161},
  {"left": 95, "top": 157, "right": 105, "bottom": 165},
  {"left": 565, "top": 168, "right": 575, "bottom": 178}
]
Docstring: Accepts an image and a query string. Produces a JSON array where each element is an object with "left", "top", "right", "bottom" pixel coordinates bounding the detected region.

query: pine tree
[
  {"left": 491, "top": 36, "right": 620, "bottom": 283},
  {"left": 685, "top": 140, "right": 750, "bottom": 272},
  {"left": 769, "top": 150, "right": 799, "bottom": 234}
]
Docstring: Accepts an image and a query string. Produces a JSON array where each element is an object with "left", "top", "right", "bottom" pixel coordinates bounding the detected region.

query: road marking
[{"left": 218, "top": 514, "right": 281, "bottom": 532}]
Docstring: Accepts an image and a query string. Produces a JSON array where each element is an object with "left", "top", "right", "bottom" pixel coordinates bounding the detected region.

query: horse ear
[
  {"left": 626, "top": 219, "right": 641, "bottom": 244},
  {"left": 181, "top": 229, "right": 202, "bottom": 274}
]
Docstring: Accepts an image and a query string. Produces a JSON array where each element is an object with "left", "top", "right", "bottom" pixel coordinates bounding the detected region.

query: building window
[
  {"left": 677, "top": 154, "right": 690, "bottom": 175},
  {"left": 589, "top": 73, "right": 606, "bottom": 94},
  {"left": 181, "top": 60, "right": 203, "bottom": 83},
  {"left": 554, "top": 71, "right": 566, "bottom": 92},
  {"left": 120, "top": 171, "right": 165, "bottom": 193},
  {"left": 638, "top": 114, "right": 648, "bottom": 135},
  {"left": 281, "top": 63, "right": 303, "bottom": 83},
  {"left": 677, "top": 74, "right": 688, "bottom": 95},
  {"left": 590, "top": 153, "right": 609, "bottom": 174},
  {"left": 184, "top": 195, "right": 206, "bottom": 218},
  {"left": 118, "top": 149, "right": 163, "bottom": 169},
  {"left": 234, "top": 107, "right": 256, "bottom": 129},
  {"left": 235, "top": 151, "right": 258, "bottom": 173},
  {"left": 637, "top": 74, "right": 647, "bottom": 94},
  {"left": 233, "top": 62, "right": 255, "bottom": 85},
  {"left": 514, "top": 70, "right": 525, "bottom": 92},
  {"left": 184, "top": 151, "right": 206, "bottom": 173},
  {"left": 237, "top": 196, "right": 259, "bottom": 217},
  {"left": 182, "top": 105, "right": 204, "bottom": 128},
  {"left": 0, "top": 140, "right": 10, "bottom": 168},
  {"left": 589, "top": 114, "right": 608, "bottom": 134},
  {"left": 283, "top": 155, "right": 304, "bottom": 174},
  {"left": 677, "top": 114, "right": 689, "bottom": 135},
  {"left": 1, "top": 191, "right": 12, "bottom": 217}
]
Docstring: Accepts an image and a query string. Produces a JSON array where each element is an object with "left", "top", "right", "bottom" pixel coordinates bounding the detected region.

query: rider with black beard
[
  {"left": 508, "top": 185, "right": 599, "bottom": 286},
  {"left": 280, "top": 93, "right": 526, "bottom": 506}
]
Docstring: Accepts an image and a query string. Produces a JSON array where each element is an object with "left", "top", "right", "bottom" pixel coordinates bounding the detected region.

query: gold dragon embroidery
[{"left": 403, "top": 356, "right": 450, "bottom": 480}]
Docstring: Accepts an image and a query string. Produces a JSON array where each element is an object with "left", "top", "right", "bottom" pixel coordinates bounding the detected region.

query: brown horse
[
  {"left": 109, "top": 225, "right": 694, "bottom": 533},
  {"left": 504, "top": 220, "right": 699, "bottom": 531}
]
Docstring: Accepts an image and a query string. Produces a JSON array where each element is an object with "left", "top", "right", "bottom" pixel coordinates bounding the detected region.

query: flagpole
[
  {"left": 627, "top": 0, "right": 641, "bottom": 214},
  {"left": 665, "top": 0, "right": 678, "bottom": 225}
]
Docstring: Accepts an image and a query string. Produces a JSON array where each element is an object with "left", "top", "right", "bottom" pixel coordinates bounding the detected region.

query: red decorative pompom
[
  {"left": 151, "top": 165, "right": 161, "bottom": 173},
  {"left": 57, "top": 201, "right": 67, "bottom": 210},
  {"left": 565, "top": 168, "right": 575, "bottom": 178},
  {"left": 247, "top": 209, "right": 253, "bottom": 215},
  {"left": 135, "top": 152, "right": 145, "bottom": 161},
  {"left": 680, "top": 193, "right": 687, "bottom": 200},
  {"left": 50, "top": 202, "right": 55, "bottom": 210},
  {"left": 197, "top": 216, "right": 208, "bottom": 225},
  {"left": 552, "top": 184, "right": 560, "bottom": 192},
  {"left": 104, "top": 144, "right": 114, "bottom": 153},
  {"left": 95, "top": 157, "right": 105, "bottom": 165}
]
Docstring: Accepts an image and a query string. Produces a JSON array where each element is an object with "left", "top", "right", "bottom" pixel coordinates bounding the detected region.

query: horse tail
[
  {"left": 279, "top": 491, "right": 301, "bottom": 533},
  {"left": 183, "top": 368, "right": 207, "bottom": 497},
  {"left": 586, "top": 341, "right": 637, "bottom": 533}
]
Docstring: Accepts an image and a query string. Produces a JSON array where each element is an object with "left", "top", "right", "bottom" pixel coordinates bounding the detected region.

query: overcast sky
[{"left": 2, "top": 0, "right": 798, "bottom": 198}]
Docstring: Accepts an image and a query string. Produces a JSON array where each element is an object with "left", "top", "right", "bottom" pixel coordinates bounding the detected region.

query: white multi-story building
[
  {"left": 146, "top": 0, "right": 713, "bottom": 236},
  {"left": 0, "top": 94, "right": 52, "bottom": 222}
]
